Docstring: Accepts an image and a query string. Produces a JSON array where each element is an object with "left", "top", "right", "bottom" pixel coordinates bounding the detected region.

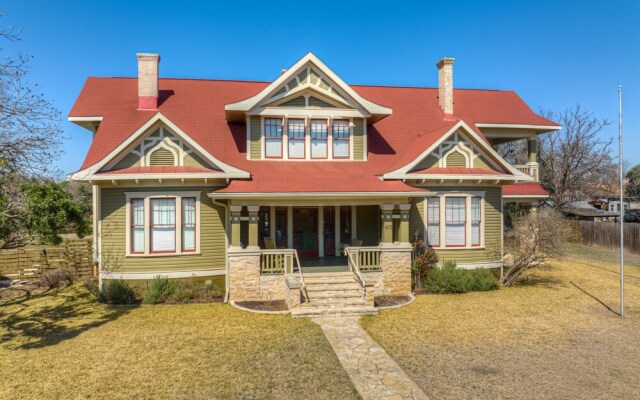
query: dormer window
[
  {"left": 287, "top": 119, "right": 305, "bottom": 159},
  {"left": 333, "top": 120, "right": 350, "bottom": 158},
  {"left": 265, "top": 118, "right": 283, "bottom": 158},
  {"left": 310, "top": 119, "right": 328, "bottom": 159}
]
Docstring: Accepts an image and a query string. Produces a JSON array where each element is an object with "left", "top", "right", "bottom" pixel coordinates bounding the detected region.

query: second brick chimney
[
  {"left": 137, "top": 53, "right": 160, "bottom": 110},
  {"left": 437, "top": 57, "right": 455, "bottom": 117}
]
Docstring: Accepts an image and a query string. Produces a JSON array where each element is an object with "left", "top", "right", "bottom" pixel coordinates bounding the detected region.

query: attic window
[
  {"left": 445, "top": 151, "right": 466, "bottom": 168},
  {"left": 149, "top": 147, "right": 176, "bottom": 166}
]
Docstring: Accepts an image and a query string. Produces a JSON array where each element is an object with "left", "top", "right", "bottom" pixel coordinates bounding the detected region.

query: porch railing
[
  {"left": 513, "top": 164, "right": 533, "bottom": 176},
  {"left": 259, "top": 249, "right": 307, "bottom": 302},
  {"left": 346, "top": 246, "right": 382, "bottom": 272}
]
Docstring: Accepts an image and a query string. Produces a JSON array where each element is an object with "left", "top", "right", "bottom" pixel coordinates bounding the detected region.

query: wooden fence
[
  {"left": 0, "top": 239, "right": 95, "bottom": 280},
  {"left": 579, "top": 221, "right": 640, "bottom": 254}
]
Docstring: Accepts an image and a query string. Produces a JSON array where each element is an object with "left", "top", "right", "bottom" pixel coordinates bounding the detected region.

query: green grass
[
  {"left": 361, "top": 244, "right": 640, "bottom": 399},
  {"left": 0, "top": 284, "right": 358, "bottom": 400}
]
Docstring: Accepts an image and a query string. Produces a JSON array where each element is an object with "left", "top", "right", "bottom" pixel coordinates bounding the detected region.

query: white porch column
[{"left": 527, "top": 137, "right": 540, "bottom": 181}]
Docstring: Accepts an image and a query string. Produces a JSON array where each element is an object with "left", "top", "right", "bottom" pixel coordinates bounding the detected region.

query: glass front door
[{"left": 293, "top": 207, "right": 318, "bottom": 258}]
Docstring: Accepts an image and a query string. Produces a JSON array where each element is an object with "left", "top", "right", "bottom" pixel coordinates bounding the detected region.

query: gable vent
[
  {"left": 446, "top": 151, "right": 466, "bottom": 168},
  {"left": 149, "top": 147, "right": 176, "bottom": 166}
]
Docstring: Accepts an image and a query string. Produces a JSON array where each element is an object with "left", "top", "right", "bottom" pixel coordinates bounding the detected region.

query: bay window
[
  {"left": 287, "top": 119, "right": 305, "bottom": 159},
  {"left": 126, "top": 193, "right": 200, "bottom": 256},
  {"left": 265, "top": 118, "right": 283, "bottom": 158},
  {"left": 332, "top": 120, "right": 350, "bottom": 158},
  {"left": 425, "top": 194, "right": 484, "bottom": 249},
  {"left": 311, "top": 119, "right": 328, "bottom": 158}
]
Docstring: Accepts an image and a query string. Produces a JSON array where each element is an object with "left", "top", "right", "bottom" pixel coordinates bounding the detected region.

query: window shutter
[
  {"left": 149, "top": 147, "right": 176, "bottom": 166},
  {"left": 446, "top": 151, "right": 466, "bottom": 168}
]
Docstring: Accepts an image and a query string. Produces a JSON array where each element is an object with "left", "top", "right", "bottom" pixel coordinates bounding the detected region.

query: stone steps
[
  {"left": 301, "top": 298, "right": 367, "bottom": 307},
  {"left": 292, "top": 305, "right": 378, "bottom": 317},
  {"left": 305, "top": 283, "right": 361, "bottom": 292},
  {"left": 305, "top": 289, "right": 362, "bottom": 299}
]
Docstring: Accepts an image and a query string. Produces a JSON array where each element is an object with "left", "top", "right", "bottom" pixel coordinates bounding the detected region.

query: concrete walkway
[{"left": 313, "top": 316, "right": 428, "bottom": 400}]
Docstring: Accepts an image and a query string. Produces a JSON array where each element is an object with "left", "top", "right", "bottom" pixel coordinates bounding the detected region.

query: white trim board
[{"left": 100, "top": 269, "right": 226, "bottom": 280}]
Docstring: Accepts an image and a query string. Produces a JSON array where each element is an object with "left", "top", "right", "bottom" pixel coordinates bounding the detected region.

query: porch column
[
  {"left": 247, "top": 205, "right": 260, "bottom": 250},
  {"left": 527, "top": 137, "right": 539, "bottom": 181},
  {"left": 230, "top": 205, "right": 242, "bottom": 249},
  {"left": 530, "top": 200, "right": 539, "bottom": 216},
  {"left": 398, "top": 203, "right": 411, "bottom": 243},
  {"left": 380, "top": 204, "right": 394, "bottom": 244}
]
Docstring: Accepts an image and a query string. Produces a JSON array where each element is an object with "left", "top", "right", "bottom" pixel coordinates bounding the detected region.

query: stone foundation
[
  {"left": 380, "top": 246, "right": 412, "bottom": 296},
  {"left": 228, "top": 252, "right": 286, "bottom": 302}
]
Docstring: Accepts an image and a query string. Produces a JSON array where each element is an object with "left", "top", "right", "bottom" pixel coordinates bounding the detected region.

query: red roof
[
  {"left": 409, "top": 167, "right": 508, "bottom": 176},
  {"left": 70, "top": 77, "right": 557, "bottom": 193},
  {"left": 502, "top": 182, "right": 549, "bottom": 196}
]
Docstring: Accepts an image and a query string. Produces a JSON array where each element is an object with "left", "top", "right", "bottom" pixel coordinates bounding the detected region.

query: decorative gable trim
[
  {"left": 382, "top": 120, "right": 532, "bottom": 181},
  {"left": 68, "top": 113, "right": 250, "bottom": 181},
  {"left": 225, "top": 52, "right": 392, "bottom": 122}
]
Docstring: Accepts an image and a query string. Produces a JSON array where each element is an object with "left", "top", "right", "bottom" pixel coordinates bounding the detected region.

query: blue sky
[{"left": 4, "top": 0, "right": 639, "bottom": 174}]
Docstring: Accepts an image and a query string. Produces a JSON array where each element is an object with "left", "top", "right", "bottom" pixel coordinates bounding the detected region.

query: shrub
[
  {"left": 98, "top": 280, "right": 137, "bottom": 304},
  {"left": 424, "top": 261, "right": 499, "bottom": 294},
  {"left": 171, "top": 281, "right": 223, "bottom": 303},
  {"left": 82, "top": 276, "right": 100, "bottom": 296},
  {"left": 472, "top": 268, "right": 500, "bottom": 291},
  {"left": 39, "top": 268, "right": 76, "bottom": 289},
  {"left": 143, "top": 275, "right": 179, "bottom": 304},
  {"left": 411, "top": 238, "right": 438, "bottom": 290}
]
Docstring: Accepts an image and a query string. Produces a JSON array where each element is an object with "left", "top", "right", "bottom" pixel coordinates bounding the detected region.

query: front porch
[{"left": 223, "top": 200, "right": 415, "bottom": 313}]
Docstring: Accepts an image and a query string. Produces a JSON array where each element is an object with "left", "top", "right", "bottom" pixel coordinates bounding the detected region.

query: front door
[{"left": 293, "top": 207, "right": 318, "bottom": 258}]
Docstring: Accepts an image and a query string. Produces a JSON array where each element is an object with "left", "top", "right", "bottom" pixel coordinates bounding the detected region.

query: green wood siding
[
  {"left": 280, "top": 96, "right": 306, "bottom": 107},
  {"left": 414, "top": 155, "right": 439, "bottom": 171},
  {"left": 249, "top": 116, "right": 261, "bottom": 160},
  {"left": 183, "top": 152, "right": 211, "bottom": 168},
  {"left": 409, "top": 198, "right": 425, "bottom": 242},
  {"left": 100, "top": 187, "right": 226, "bottom": 273},
  {"left": 446, "top": 151, "right": 466, "bottom": 167},
  {"left": 112, "top": 152, "right": 141, "bottom": 170},
  {"left": 308, "top": 96, "right": 335, "bottom": 108},
  {"left": 353, "top": 118, "right": 365, "bottom": 160},
  {"left": 433, "top": 186, "right": 503, "bottom": 264},
  {"left": 356, "top": 205, "right": 379, "bottom": 246}
]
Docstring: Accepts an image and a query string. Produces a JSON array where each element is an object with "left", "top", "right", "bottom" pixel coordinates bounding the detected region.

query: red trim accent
[
  {"left": 130, "top": 198, "right": 145, "bottom": 254},
  {"left": 150, "top": 198, "right": 177, "bottom": 254},
  {"left": 138, "top": 96, "right": 157, "bottom": 110},
  {"left": 182, "top": 197, "right": 196, "bottom": 252}
]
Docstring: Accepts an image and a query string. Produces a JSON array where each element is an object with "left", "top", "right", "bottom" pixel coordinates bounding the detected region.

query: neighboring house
[
  {"left": 562, "top": 201, "right": 618, "bottom": 221},
  {"left": 607, "top": 197, "right": 640, "bottom": 213},
  {"left": 68, "top": 52, "right": 559, "bottom": 313}
]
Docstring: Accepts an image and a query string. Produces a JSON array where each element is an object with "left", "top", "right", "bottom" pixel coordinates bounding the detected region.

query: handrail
[
  {"left": 293, "top": 249, "right": 308, "bottom": 302},
  {"left": 345, "top": 247, "right": 366, "bottom": 297}
]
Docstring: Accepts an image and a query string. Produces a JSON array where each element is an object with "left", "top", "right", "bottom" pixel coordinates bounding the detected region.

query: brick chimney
[
  {"left": 137, "top": 53, "right": 160, "bottom": 110},
  {"left": 437, "top": 57, "right": 455, "bottom": 117}
]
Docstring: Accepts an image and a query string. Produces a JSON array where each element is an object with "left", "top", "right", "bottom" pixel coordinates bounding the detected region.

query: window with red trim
[
  {"left": 287, "top": 119, "right": 305, "bottom": 159},
  {"left": 130, "top": 199, "right": 145, "bottom": 253},
  {"left": 151, "top": 198, "right": 176, "bottom": 253},
  {"left": 311, "top": 119, "right": 328, "bottom": 158},
  {"left": 182, "top": 197, "right": 196, "bottom": 252},
  {"left": 265, "top": 118, "right": 283, "bottom": 158},
  {"left": 332, "top": 120, "right": 350, "bottom": 158}
]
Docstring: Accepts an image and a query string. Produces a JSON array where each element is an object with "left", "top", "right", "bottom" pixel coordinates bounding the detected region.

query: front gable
[{"left": 383, "top": 121, "right": 533, "bottom": 182}]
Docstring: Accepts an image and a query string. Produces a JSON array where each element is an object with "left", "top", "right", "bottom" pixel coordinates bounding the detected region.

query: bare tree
[
  {"left": 501, "top": 209, "right": 570, "bottom": 286},
  {"left": 539, "top": 106, "right": 613, "bottom": 207},
  {"left": 496, "top": 139, "right": 528, "bottom": 165}
]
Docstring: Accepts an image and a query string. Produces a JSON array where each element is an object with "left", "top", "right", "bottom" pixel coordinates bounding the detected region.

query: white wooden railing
[
  {"left": 513, "top": 164, "right": 532, "bottom": 176},
  {"left": 345, "top": 246, "right": 382, "bottom": 272},
  {"left": 259, "top": 248, "right": 307, "bottom": 302}
]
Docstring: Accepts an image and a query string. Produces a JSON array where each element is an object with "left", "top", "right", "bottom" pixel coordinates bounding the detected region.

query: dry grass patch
[
  {"left": 0, "top": 284, "right": 358, "bottom": 400},
  {"left": 361, "top": 244, "right": 640, "bottom": 399}
]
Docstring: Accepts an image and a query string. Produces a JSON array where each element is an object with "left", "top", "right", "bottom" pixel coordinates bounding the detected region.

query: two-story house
[{"left": 69, "top": 52, "right": 559, "bottom": 315}]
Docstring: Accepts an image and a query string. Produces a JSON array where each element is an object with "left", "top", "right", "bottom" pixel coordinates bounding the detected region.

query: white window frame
[
  {"left": 125, "top": 191, "right": 201, "bottom": 257},
  {"left": 423, "top": 192, "right": 485, "bottom": 249}
]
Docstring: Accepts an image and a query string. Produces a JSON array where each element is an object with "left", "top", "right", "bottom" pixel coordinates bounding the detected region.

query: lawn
[
  {"left": 0, "top": 285, "right": 359, "bottom": 400},
  {"left": 361, "top": 244, "right": 640, "bottom": 399}
]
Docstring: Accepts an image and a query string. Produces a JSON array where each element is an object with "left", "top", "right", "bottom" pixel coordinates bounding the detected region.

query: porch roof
[{"left": 502, "top": 182, "right": 549, "bottom": 197}]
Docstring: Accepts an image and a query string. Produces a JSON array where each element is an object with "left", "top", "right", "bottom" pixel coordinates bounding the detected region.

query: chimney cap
[
  {"left": 137, "top": 53, "right": 160, "bottom": 61},
  {"left": 437, "top": 57, "right": 455, "bottom": 67}
]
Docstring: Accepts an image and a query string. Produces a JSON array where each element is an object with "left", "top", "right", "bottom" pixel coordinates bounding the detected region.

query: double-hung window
[
  {"left": 127, "top": 194, "right": 199, "bottom": 256},
  {"left": 311, "top": 119, "right": 328, "bottom": 158},
  {"left": 151, "top": 199, "right": 176, "bottom": 253},
  {"left": 426, "top": 197, "right": 440, "bottom": 247},
  {"left": 471, "top": 197, "right": 481, "bottom": 246},
  {"left": 287, "top": 119, "right": 305, "bottom": 159},
  {"left": 264, "top": 118, "right": 283, "bottom": 158},
  {"left": 182, "top": 198, "right": 196, "bottom": 252},
  {"left": 332, "top": 120, "right": 350, "bottom": 158},
  {"left": 445, "top": 197, "right": 466, "bottom": 246},
  {"left": 130, "top": 199, "right": 145, "bottom": 253}
]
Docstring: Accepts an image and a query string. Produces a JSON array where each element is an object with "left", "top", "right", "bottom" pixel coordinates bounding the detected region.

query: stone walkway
[{"left": 313, "top": 316, "right": 428, "bottom": 400}]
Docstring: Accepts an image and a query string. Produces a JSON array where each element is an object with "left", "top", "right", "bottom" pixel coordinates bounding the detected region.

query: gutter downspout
[{"left": 210, "top": 198, "right": 230, "bottom": 303}]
